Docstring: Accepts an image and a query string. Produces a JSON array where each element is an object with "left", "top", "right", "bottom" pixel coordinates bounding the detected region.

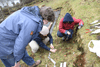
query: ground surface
[{"left": 0, "top": 0, "right": 100, "bottom": 67}]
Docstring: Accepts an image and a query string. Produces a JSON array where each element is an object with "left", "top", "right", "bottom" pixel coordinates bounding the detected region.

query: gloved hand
[
  {"left": 78, "top": 23, "right": 83, "bottom": 29},
  {"left": 65, "top": 30, "right": 71, "bottom": 35}
]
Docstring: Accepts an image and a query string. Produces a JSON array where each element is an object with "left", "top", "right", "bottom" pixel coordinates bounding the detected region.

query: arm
[
  {"left": 59, "top": 18, "right": 66, "bottom": 33},
  {"left": 48, "top": 34, "right": 55, "bottom": 49},
  {"left": 37, "top": 40, "right": 57, "bottom": 52},
  {"left": 73, "top": 17, "right": 84, "bottom": 26},
  {"left": 37, "top": 40, "right": 50, "bottom": 51},
  {"left": 14, "top": 21, "right": 38, "bottom": 63},
  {"left": 59, "top": 18, "right": 70, "bottom": 35},
  {"left": 48, "top": 23, "right": 53, "bottom": 30},
  {"left": 48, "top": 34, "right": 53, "bottom": 44}
]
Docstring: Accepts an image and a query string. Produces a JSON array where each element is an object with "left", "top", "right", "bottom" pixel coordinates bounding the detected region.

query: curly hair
[{"left": 40, "top": 6, "right": 55, "bottom": 22}]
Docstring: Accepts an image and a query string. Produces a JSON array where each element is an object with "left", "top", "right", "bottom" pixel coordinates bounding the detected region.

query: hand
[
  {"left": 78, "top": 23, "right": 83, "bottom": 29},
  {"left": 78, "top": 25, "right": 81, "bottom": 29},
  {"left": 50, "top": 22, "right": 53, "bottom": 25},
  {"left": 13, "top": 62, "right": 20, "bottom": 67},
  {"left": 67, "top": 31, "right": 71, "bottom": 35},
  {"left": 50, "top": 44, "right": 54, "bottom": 49},
  {"left": 78, "top": 25, "right": 83, "bottom": 29},
  {"left": 48, "top": 22, "right": 53, "bottom": 30},
  {"left": 50, "top": 49, "right": 57, "bottom": 53}
]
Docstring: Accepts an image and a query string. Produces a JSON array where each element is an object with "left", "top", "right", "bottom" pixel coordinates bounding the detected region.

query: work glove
[{"left": 78, "top": 23, "right": 83, "bottom": 29}]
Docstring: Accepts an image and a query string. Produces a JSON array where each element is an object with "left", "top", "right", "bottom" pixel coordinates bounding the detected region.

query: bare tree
[
  {"left": 0, "top": 6, "right": 4, "bottom": 21},
  {"left": 20, "top": 0, "right": 33, "bottom": 6},
  {"left": 0, "top": 0, "right": 17, "bottom": 7},
  {"left": 20, "top": 0, "right": 25, "bottom": 6},
  {"left": 12, "top": 2, "right": 15, "bottom": 6},
  {"left": 5, "top": 0, "right": 11, "bottom": 14},
  {"left": 0, "top": 0, "right": 5, "bottom": 7}
]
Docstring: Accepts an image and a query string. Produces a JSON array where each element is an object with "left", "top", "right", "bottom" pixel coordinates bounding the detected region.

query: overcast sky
[{"left": 0, "top": 0, "right": 20, "bottom": 7}]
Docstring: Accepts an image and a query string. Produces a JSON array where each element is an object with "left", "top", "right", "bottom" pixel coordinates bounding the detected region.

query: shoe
[
  {"left": 65, "top": 37, "right": 68, "bottom": 41},
  {"left": 30, "top": 60, "right": 42, "bottom": 67}
]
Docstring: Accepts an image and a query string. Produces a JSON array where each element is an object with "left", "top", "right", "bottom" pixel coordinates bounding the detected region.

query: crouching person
[
  {"left": 29, "top": 26, "right": 57, "bottom": 53},
  {"left": 57, "top": 13, "right": 84, "bottom": 41}
]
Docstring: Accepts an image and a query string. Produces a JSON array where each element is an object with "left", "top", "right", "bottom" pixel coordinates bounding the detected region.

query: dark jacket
[{"left": 34, "top": 33, "right": 53, "bottom": 51}]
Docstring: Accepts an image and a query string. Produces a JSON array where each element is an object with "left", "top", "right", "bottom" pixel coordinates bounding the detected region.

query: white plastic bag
[
  {"left": 88, "top": 40, "right": 100, "bottom": 57},
  {"left": 90, "top": 20, "right": 99, "bottom": 24},
  {"left": 91, "top": 29, "right": 100, "bottom": 35}
]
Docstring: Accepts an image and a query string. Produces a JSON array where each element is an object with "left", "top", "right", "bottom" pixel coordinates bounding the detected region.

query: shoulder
[
  {"left": 72, "top": 17, "right": 76, "bottom": 20},
  {"left": 60, "top": 18, "right": 64, "bottom": 22}
]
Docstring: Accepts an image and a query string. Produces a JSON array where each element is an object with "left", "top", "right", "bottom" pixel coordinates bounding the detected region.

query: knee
[
  {"left": 57, "top": 31, "right": 60, "bottom": 37},
  {"left": 69, "top": 35, "right": 73, "bottom": 38},
  {"left": 57, "top": 31, "right": 63, "bottom": 37}
]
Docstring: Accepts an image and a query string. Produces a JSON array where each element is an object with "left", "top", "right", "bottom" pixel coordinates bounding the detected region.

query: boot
[
  {"left": 29, "top": 60, "right": 42, "bottom": 67},
  {"left": 62, "top": 36, "right": 66, "bottom": 41}
]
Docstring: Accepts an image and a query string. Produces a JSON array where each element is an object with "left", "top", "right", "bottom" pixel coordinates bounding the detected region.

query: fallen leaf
[{"left": 64, "top": 55, "right": 66, "bottom": 57}]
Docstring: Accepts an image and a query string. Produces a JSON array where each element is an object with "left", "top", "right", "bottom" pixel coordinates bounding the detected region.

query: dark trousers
[
  {"left": 57, "top": 29, "right": 73, "bottom": 40},
  {"left": 1, "top": 50, "right": 35, "bottom": 67}
]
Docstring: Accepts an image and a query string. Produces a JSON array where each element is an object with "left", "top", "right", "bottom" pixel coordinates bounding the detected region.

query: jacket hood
[
  {"left": 63, "top": 13, "right": 74, "bottom": 23},
  {"left": 20, "top": 6, "right": 42, "bottom": 23}
]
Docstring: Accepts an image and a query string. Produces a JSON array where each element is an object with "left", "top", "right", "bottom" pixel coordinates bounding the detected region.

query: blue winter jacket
[
  {"left": 0, "top": 6, "right": 43, "bottom": 62},
  {"left": 34, "top": 34, "right": 53, "bottom": 51}
]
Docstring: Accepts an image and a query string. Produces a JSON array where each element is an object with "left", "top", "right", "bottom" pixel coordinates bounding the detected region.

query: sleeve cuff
[
  {"left": 48, "top": 48, "right": 50, "bottom": 51},
  {"left": 64, "top": 30, "right": 68, "bottom": 35},
  {"left": 50, "top": 43, "right": 53, "bottom": 45},
  {"left": 79, "top": 22, "right": 83, "bottom": 27}
]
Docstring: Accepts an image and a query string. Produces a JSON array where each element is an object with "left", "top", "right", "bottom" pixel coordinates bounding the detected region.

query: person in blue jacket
[
  {"left": 0, "top": 5, "right": 55, "bottom": 67},
  {"left": 29, "top": 26, "right": 57, "bottom": 53}
]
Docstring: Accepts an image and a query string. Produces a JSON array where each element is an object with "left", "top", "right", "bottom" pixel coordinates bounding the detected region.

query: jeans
[
  {"left": 57, "top": 29, "right": 73, "bottom": 40},
  {"left": 1, "top": 50, "right": 35, "bottom": 67}
]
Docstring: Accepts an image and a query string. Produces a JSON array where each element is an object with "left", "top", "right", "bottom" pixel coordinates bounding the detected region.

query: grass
[{"left": 1, "top": 0, "right": 100, "bottom": 67}]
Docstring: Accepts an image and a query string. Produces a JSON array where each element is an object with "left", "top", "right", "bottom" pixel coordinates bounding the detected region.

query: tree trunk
[
  {"left": 6, "top": 3, "right": 11, "bottom": 14},
  {"left": 0, "top": 6, "right": 4, "bottom": 20}
]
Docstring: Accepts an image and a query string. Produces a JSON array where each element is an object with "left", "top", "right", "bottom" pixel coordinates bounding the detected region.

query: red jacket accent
[{"left": 59, "top": 17, "right": 84, "bottom": 33}]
